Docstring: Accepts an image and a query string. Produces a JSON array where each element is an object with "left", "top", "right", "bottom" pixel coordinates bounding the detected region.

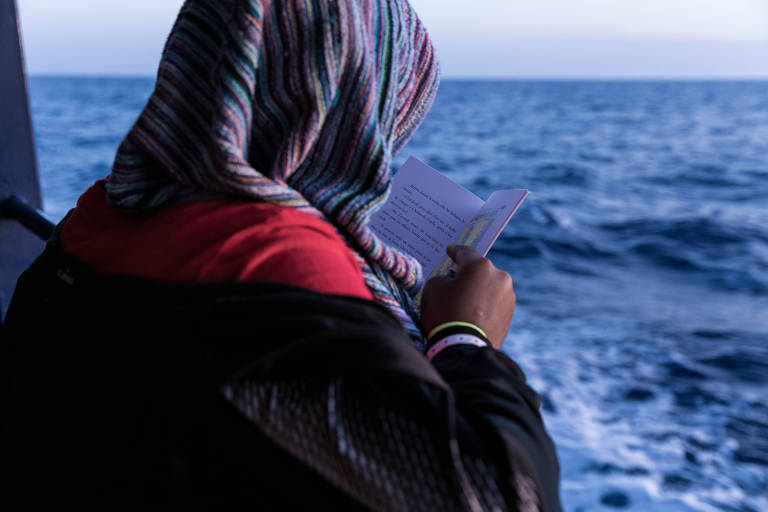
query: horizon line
[{"left": 27, "top": 73, "right": 768, "bottom": 82}]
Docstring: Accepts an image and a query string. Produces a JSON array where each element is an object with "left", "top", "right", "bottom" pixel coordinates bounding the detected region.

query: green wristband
[{"left": 427, "top": 321, "right": 488, "bottom": 341}]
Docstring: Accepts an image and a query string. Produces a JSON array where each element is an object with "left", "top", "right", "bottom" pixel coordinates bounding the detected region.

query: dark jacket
[{"left": 2, "top": 241, "right": 560, "bottom": 511}]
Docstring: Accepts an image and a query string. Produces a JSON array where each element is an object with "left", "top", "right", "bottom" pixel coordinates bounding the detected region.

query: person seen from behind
[{"left": 3, "top": 0, "right": 561, "bottom": 510}]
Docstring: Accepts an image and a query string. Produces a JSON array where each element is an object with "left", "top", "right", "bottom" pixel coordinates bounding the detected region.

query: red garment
[{"left": 60, "top": 182, "right": 373, "bottom": 300}]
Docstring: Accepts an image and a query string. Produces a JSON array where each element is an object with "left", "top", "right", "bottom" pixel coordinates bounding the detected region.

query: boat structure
[{"left": 0, "top": 0, "right": 54, "bottom": 322}]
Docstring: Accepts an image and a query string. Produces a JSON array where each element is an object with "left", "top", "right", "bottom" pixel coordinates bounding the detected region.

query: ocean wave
[
  {"left": 645, "top": 163, "right": 760, "bottom": 188},
  {"left": 598, "top": 217, "right": 768, "bottom": 283},
  {"left": 532, "top": 162, "right": 593, "bottom": 185},
  {"left": 599, "top": 217, "right": 765, "bottom": 246},
  {"left": 697, "top": 353, "right": 768, "bottom": 383},
  {"left": 496, "top": 233, "right": 616, "bottom": 262}
]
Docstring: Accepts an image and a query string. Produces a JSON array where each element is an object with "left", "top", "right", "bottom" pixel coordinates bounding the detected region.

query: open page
[
  {"left": 369, "top": 157, "right": 483, "bottom": 277},
  {"left": 427, "top": 188, "right": 529, "bottom": 279}
]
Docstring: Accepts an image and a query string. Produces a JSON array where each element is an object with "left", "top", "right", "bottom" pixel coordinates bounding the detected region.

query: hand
[{"left": 420, "top": 245, "right": 516, "bottom": 349}]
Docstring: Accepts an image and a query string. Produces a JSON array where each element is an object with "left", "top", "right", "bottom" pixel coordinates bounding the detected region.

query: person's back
[
  {"left": 4, "top": 239, "right": 560, "bottom": 510},
  {"left": 3, "top": 244, "right": 392, "bottom": 509}
]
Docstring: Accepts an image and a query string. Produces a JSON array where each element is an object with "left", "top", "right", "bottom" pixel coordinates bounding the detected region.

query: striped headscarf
[{"left": 105, "top": 0, "right": 440, "bottom": 345}]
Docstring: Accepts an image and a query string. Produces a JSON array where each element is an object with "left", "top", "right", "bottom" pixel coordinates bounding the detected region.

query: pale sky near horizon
[{"left": 16, "top": 0, "right": 768, "bottom": 78}]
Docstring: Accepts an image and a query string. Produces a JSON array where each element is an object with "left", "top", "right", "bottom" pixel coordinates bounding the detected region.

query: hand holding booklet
[{"left": 369, "top": 157, "right": 529, "bottom": 280}]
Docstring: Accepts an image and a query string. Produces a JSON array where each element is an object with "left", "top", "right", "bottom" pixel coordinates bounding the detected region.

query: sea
[{"left": 29, "top": 77, "right": 768, "bottom": 511}]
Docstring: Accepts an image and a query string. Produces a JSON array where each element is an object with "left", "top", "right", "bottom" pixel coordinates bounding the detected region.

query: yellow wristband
[{"left": 427, "top": 321, "right": 488, "bottom": 341}]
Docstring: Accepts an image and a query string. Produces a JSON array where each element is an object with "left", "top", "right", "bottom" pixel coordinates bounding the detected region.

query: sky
[{"left": 16, "top": 0, "right": 768, "bottom": 79}]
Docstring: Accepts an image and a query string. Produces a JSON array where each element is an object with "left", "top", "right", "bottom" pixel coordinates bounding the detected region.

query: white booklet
[{"left": 369, "top": 157, "right": 529, "bottom": 279}]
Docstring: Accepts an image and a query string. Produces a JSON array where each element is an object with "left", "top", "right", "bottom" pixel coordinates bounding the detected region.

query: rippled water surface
[{"left": 30, "top": 78, "right": 768, "bottom": 511}]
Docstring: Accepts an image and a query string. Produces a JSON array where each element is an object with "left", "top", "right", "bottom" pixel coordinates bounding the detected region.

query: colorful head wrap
[{"left": 105, "top": 0, "right": 440, "bottom": 344}]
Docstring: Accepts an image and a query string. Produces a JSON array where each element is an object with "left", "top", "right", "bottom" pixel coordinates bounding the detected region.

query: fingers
[{"left": 446, "top": 244, "right": 483, "bottom": 269}]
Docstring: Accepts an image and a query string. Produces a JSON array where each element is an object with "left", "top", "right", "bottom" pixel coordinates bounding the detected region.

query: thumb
[{"left": 446, "top": 245, "right": 482, "bottom": 270}]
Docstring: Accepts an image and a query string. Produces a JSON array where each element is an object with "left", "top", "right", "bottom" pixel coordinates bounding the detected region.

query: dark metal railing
[{"left": 1, "top": 195, "right": 55, "bottom": 240}]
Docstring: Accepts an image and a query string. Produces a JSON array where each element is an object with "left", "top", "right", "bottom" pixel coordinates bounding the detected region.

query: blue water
[{"left": 29, "top": 77, "right": 768, "bottom": 511}]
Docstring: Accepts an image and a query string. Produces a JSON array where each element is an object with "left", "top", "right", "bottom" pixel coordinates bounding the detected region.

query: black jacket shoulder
[{"left": 2, "top": 242, "right": 561, "bottom": 511}]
